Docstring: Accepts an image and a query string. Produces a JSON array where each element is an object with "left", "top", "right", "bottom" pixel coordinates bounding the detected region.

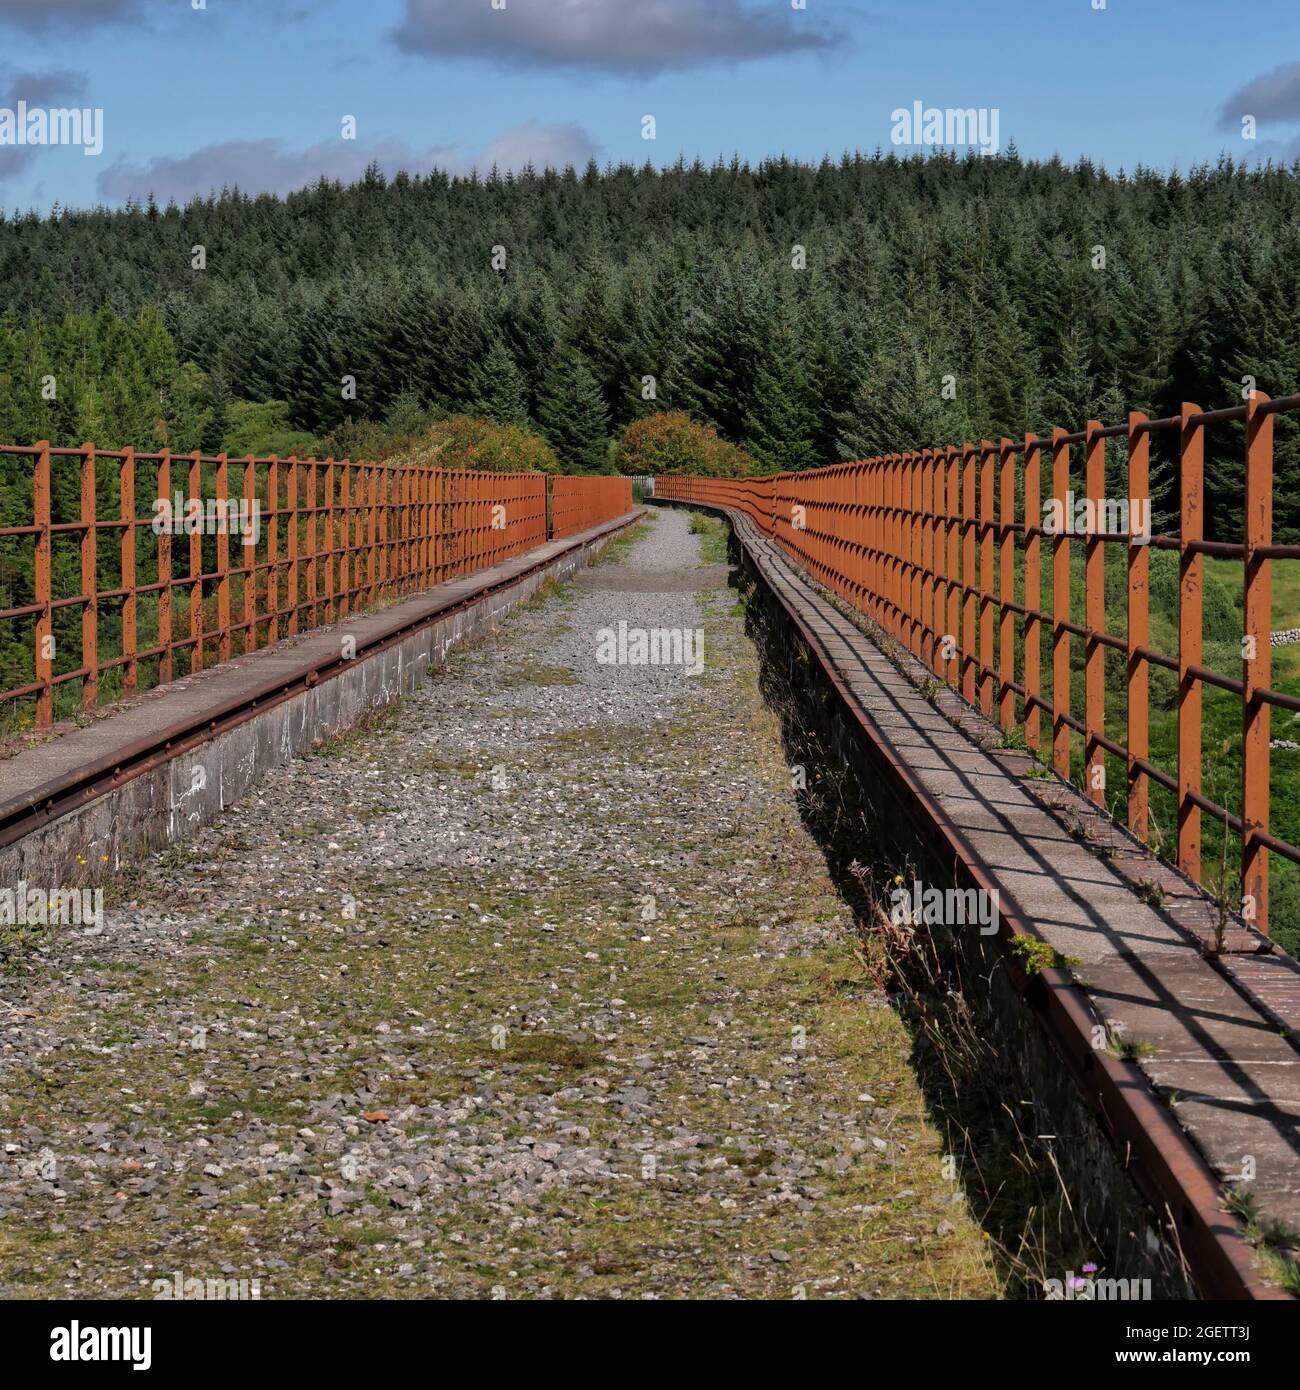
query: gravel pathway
[{"left": 0, "top": 508, "right": 998, "bottom": 1299}]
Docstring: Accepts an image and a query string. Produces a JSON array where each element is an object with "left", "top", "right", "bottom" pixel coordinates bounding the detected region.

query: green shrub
[
  {"left": 388, "top": 415, "right": 560, "bottom": 473},
  {"left": 220, "top": 400, "right": 320, "bottom": 458}
]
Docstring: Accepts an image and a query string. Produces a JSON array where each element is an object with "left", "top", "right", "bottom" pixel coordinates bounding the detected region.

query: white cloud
[
  {"left": 0, "top": 68, "right": 89, "bottom": 105},
  {"left": 94, "top": 123, "right": 602, "bottom": 203},
  {"left": 0, "top": 68, "right": 92, "bottom": 185},
  {"left": 0, "top": 0, "right": 139, "bottom": 32},
  {"left": 476, "top": 120, "right": 599, "bottom": 171},
  {"left": 0, "top": 0, "right": 312, "bottom": 32},
  {"left": 393, "top": 0, "right": 846, "bottom": 74},
  {"left": 1219, "top": 60, "right": 1300, "bottom": 129}
]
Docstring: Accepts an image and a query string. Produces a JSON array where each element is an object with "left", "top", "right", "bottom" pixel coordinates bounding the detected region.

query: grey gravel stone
[{"left": 0, "top": 509, "right": 995, "bottom": 1300}]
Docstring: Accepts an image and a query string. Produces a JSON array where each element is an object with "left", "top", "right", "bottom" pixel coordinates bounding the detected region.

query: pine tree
[
  {"left": 470, "top": 340, "right": 530, "bottom": 427},
  {"left": 539, "top": 350, "right": 609, "bottom": 472},
  {"left": 744, "top": 308, "right": 819, "bottom": 472},
  {"left": 677, "top": 256, "right": 766, "bottom": 442},
  {"left": 201, "top": 370, "right": 232, "bottom": 452}
]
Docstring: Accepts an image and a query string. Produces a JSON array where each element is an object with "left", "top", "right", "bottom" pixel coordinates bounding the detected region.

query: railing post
[
  {"left": 378, "top": 463, "right": 389, "bottom": 594},
  {"left": 999, "top": 436, "right": 1015, "bottom": 732},
  {"left": 433, "top": 467, "right": 443, "bottom": 580},
  {"left": 266, "top": 455, "right": 279, "bottom": 645},
  {"left": 1051, "top": 428, "right": 1071, "bottom": 779},
  {"left": 961, "top": 444, "right": 977, "bottom": 705},
  {"left": 979, "top": 439, "right": 994, "bottom": 716},
  {"left": 339, "top": 458, "right": 351, "bottom": 618},
  {"left": 923, "top": 448, "right": 937, "bottom": 667},
  {"left": 81, "top": 442, "right": 98, "bottom": 710},
  {"left": 1024, "top": 434, "right": 1041, "bottom": 751},
  {"left": 189, "top": 451, "right": 204, "bottom": 671},
  {"left": 305, "top": 459, "right": 318, "bottom": 627},
  {"left": 243, "top": 454, "right": 257, "bottom": 652},
  {"left": 1243, "top": 391, "right": 1273, "bottom": 934},
  {"left": 946, "top": 448, "right": 960, "bottom": 689},
  {"left": 1178, "top": 402, "right": 1204, "bottom": 881},
  {"left": 881, "top": 454, "right": 893, "bottom": 633},
  {"left": 869, "top": 458, "right": 882, "bottom": 621},
  {"left": 1085, "top": 420, "right": 1105, "bottom": 805},
  {"left": 121, "top": 445, "right": 137, "bottom": 694},
  {"left": 33, "top": 441, "right": 52, "bottom": 727},
  {"left": 158, "top": 449, "right": 173, "bottom": 682},
  {"left": 324, "top": 457, "right": 336, "bottom": 621},
  {"left": 215, "top": 451, "right": 231, "bottom": 663},
  {"left": 288, "top": 455, "right": 301, "bottom": 634},
  {"left": 902, "top": 453, "right": 913, "bottom": 642},
  {"left": 1127, "top": 413, "right": 1150, "bottom": 840},
  {"left": 878, "top": 456, "right": 888, "bottom": 624},
  {"left": 397, "top": 459, "right": 409, "bottom": 584},
  {"left": 908, "top": 451, "right": 921, "bottom": 654},
  {"left": 420, "top": 461, "right": 431, "bottom": 584}
]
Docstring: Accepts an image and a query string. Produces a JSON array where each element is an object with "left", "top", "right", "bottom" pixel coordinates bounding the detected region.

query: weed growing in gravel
[
  {"left": 1223, "top": 1187, "right": 1300, "bottom": 1294},
  {"left": 311, "top": 702, "right": 401, "bottom": 756},
  {"left": 591, "top": 521, "right": 646, "bottom": 568},
  {"left": 522, "top": 575, "right": 566, "bottom": 608},
  {"left": 740, "top": 577, "right": 1106, "bottom": 1298},
  {"left": 688, "top": 511, "right": 730, "bottom": 565},
  {"left": 1011, "top": 936, "right": 1080, "bottom": 976}
]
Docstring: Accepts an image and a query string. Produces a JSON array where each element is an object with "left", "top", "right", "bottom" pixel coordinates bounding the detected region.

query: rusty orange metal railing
[
  {"left": 657, "top": 390, "right": 1300, "bottom": 936},
  {"left": 0, "top": 445, "right": 633, "bottom": 734},
  {"left": 552, "top": 475, "right": 633, "bottom": 540}
]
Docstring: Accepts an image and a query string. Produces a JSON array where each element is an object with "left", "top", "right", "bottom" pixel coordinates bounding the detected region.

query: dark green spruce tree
[
  {"left": 539, "top": 350, "right": 609, "bottom": 472},
  {"left": 470, "top": 340, "right": 530, "bottom": 427}
]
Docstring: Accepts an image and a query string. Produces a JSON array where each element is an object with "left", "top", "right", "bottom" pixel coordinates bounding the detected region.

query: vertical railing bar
[
  {"left": 1084, "top": 420, "right": 1105, "bottom": 805},
  {"left": 946, "top": 448, "right": 960, "bottom": 689},
  {"left": 305, "top": 459, "right": 318, "bottom": 628},
  {"left": 381, "top": 463, "right": 391, "bottom": 596},
  {"left": 913, "top": 452, "right": 924, "bottom": 657},
  {"left": 121, "top": 445, "right": 137, "bottom": 694},
  {"left": 906, "top": 455, "right": 915, "bottom": 654},
  {"left": 1243, "top": 391, "right": 1273, "bottom": 935},
  {"left": 962, "top": 443, "right": 977, "bottom": 706},
  {"left": 339, "top": 459, "right": 351, "bottom": 619},
  {"left": 243, "top": 454, "right": 257, "bottom": 653},
  {"left": 33, "top": 442, "right": 52, "bottom": 727},
  {"left": 979, "top": 439, "right": 994, "bottom": 717},
  {"left": 998, "top": 436, "right": 1015, "bottom": 732},
  {"left": 288, "top": 455, "right": 300, "bottom": 636},
  {"left": 158, "top": 449, "right": 173, "bottom": 683},
  {"left": 189, "top": 451, "right": 204, "bottom": 672},
  {"left": 367, "top": 462, "right": 378, "bottom": 601},
  {"left": 923, "top": 448, "right": 936, "bottom": 667},
  {"left": 266, "top": 455, "right": 279, "bottom": 647},
  {"left": 1127, "top": 413, "right": 1150, "bottom": 841},
  {"left": 1024, "top": 432, "right": 1041, "bottom": 752},
  {"left": 1051, "top": 428, "right": 1071, "bottom": 780},
  {"left": 324, "top": 457, "right": 336, "bottom": 622},
  {"left": 1178, "top": 401, "right": 1204, "bottom": 882},
  {"left": 216, "top": 452, "right": 231, "bottom": 663},
  {"left": 81, "top": 442, "right": 98, "bottom": 711}
]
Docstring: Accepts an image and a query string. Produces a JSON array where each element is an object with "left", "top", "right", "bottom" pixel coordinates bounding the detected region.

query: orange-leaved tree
[{"left": 615, "top": 412, "right": 758, "bottom": 477}]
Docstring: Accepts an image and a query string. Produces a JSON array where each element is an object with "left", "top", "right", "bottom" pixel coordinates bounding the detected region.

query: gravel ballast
[{"left": 0, "top": 508, "right": 998, "bottom": 1299}]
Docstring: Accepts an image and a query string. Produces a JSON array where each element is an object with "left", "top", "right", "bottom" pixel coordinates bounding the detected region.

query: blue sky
[{"left": 1, "top": 0, "right": 1298, "bottom": 213}]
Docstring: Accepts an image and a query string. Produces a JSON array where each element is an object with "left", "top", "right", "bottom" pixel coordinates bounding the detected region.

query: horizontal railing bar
[{"left": 653, "top": 386, "right": 1300, "bottom": 941}]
